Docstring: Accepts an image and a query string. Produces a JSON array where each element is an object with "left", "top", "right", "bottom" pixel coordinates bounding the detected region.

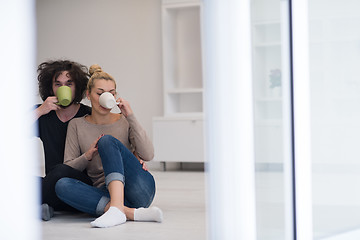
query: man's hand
[{"left": 35, "top": 96, "right": 61, "bottom": 118}]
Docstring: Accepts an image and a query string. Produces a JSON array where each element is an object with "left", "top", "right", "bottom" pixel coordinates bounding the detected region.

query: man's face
[{"left": 52, "top": 71, "right": 76, "bottom": 104}]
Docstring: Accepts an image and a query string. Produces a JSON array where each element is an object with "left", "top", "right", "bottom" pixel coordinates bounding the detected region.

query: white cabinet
[
  {"left": 153, "top": 0, "right": 204, "bottom": 167},
  {"left": 153, "top": 117, "right": 204, "bottom": 163}
]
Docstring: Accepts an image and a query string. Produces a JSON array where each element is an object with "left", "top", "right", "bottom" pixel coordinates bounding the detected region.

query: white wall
[{"left": 36, "top": 0, "right": 163, "bottom": 139}]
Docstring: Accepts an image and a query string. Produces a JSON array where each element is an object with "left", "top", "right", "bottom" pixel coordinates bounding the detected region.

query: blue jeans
[
  {"left": 41, "top": 164, "right": 92, "bottom": 211},
  {"left": 55, "top": 135, "right": 156, "bottom": 216}
]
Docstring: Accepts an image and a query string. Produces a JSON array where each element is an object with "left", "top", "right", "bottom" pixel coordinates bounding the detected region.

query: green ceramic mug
[{"left": 56, "top": 86, "right": 72, "bottom": 106}]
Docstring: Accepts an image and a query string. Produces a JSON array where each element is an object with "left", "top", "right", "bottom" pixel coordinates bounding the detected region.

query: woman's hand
[
  {"left": 35, "top": 96, "right": 61, "bottom": 118},
  {"left": 84, "top": 134, "right": 104, "bottom": 161},
  {"left": 134, "top": 152, "right": 148, "bottom": 171},
  {"left": 139, "top": 159, "right": 148, "bottom": 171},
  {"left": 116, "top": 97, "right": 133, "bottom": 117}
]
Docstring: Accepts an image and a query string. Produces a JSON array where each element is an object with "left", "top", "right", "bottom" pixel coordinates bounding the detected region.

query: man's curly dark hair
[{"left": 37, "top": 60, "right": 89, "bottom": 103}]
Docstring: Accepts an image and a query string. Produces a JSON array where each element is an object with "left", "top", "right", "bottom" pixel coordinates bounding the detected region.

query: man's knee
[{"left": 54, "top": 177, "right": 72, "bottom": 197}]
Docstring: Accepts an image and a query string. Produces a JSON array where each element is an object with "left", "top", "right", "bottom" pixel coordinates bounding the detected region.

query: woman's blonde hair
[{"left": 87, "top": 64, "right": 116, "bottom": 92}]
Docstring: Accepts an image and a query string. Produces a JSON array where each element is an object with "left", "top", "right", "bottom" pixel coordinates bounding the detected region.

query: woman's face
[{"left": 87, "top": 78, "right": 116, "bottom": 113}]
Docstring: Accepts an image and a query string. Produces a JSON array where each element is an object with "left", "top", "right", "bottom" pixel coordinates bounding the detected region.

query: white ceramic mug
[{"left": 99, "top": 92, "right": 118, "bottom": 109}]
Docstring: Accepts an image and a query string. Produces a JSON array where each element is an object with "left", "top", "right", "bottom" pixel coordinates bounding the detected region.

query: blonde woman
[{"left": 55, "top": 64, "right": 162, "bottom": 228}]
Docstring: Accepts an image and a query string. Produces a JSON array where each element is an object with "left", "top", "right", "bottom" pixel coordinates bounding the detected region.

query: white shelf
[
  {"left": 252, "top": 13, "right": 283, "bottom": 127},
  {"left": 153, "top": 113, "right": 204, "bottom": 121},
  {"left": 153, "top": 0, "right": 204, "bottom": 165},
  {"left": 255, "top": 119, "right": 282, "bottom": 126},
  {"left": 254, "top": 42, "right": 281, "bottom": 47},
  {"left": 162, "top": 0, "right": 203, "bottom": 117},
  {"left": 255, "top": 97, "right": 282, "bottom": 102},
  {"left": 166, "top": 91, "right": 203, "bottom": 115},
  {"left": 253, "top": 20, "right": 280, "bottom": 26},
  {"left": 162, "top": 0, "right": 202, "bottom": 7},
  {"left": 163, "top": 111, "right": 204, "bottom": 117},
  {"left": 166, "top": 88, "right": 203, "bottom": 94}
]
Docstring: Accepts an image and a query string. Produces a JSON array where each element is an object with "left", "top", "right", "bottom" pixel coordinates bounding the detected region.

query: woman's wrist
[{"left": 84, "top": 152, "right": 91, "bottom": 161}]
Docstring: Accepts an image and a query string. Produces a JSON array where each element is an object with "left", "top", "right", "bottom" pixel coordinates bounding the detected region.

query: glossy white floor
[
  {"left": 255, "top": 169, "right": 360, "bottom": 240},
  {"left": 41, "top": 170, "right": 207, "bottom": 240},
  {"left": 40, "top": 166, "right": 360, "bottom": 240}
]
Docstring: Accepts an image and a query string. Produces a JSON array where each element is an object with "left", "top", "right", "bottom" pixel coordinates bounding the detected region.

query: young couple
[{"left": 35, "top": 60, "right": 162, "bottom": 228}]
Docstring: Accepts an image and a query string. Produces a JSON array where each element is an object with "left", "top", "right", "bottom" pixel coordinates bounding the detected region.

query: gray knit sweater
[{"left": 64, "top": 114, "right": 154, "bottom": 187}]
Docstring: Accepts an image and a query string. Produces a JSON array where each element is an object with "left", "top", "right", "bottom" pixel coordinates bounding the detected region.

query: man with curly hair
[{"left": 34, "top": 60, "right": 92, "bottom": 221}]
